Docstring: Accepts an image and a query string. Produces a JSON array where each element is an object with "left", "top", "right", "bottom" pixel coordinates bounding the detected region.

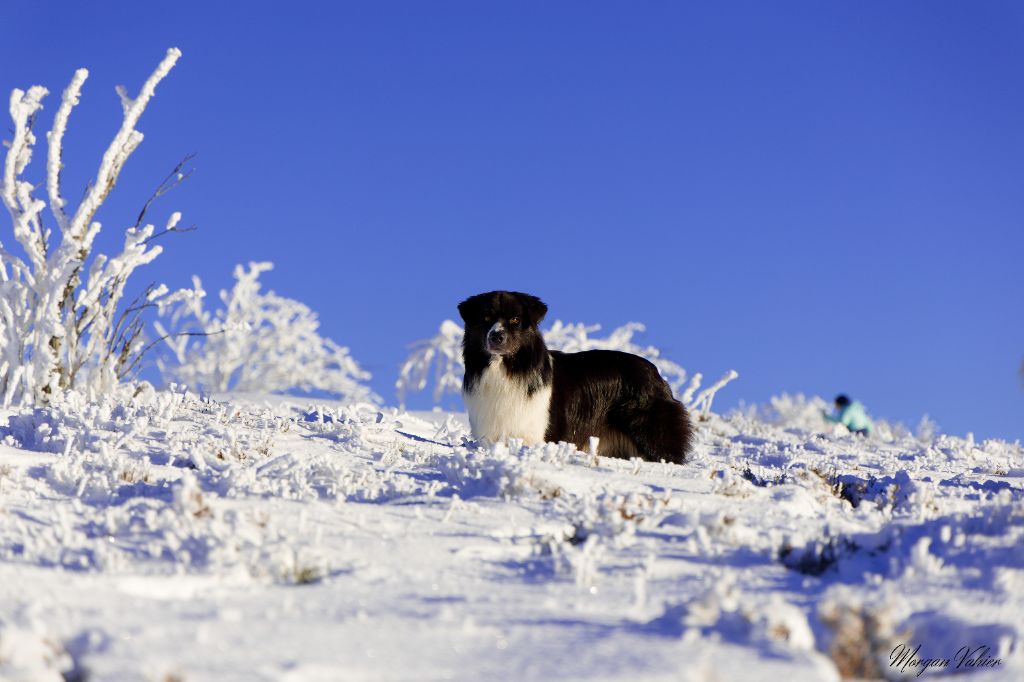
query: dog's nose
[{"left": 488, "top": 330, "right": 506, "bottom": 345}]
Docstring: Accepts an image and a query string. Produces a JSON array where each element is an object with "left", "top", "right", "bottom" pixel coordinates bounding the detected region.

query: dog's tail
[{"left": 630, "top": 398, "right": 694, "bottom": 464}]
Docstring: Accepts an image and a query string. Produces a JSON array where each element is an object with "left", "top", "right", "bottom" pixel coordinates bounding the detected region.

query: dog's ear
[
  {"left": 458, "top": 295, "right": 483, "bottom": 325},
  {"left": 518, "top": 293, "right": 547, "bottom": 325}
]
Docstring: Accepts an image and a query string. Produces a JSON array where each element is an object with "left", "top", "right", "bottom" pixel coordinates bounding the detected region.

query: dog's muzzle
[{"left": 486, "top": 329, "right": 508, "bottom": 354}]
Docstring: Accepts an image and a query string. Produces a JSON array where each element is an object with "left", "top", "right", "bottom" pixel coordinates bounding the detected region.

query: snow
[{"left": 0, "top": 390, "right": 1022, "bottom": 681}]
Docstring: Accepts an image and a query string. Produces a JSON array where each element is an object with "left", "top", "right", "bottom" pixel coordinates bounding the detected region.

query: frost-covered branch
[
  {"left": 157, "top": 262, "right": 379, "bottom": 403},
  {"left": 2, "top": 85, "right": 49, "bottom": 274},
  {"left": 397, "top": 320, "right": 739, "bottom": 415},
  {"left": 0, "top": 49, "right": 187, "bottom": 406},
  {"left": 397, "top": 320, "right": 464, "bottom": 405},
  {"left": 689, "top": 369, "right": 739, "bottom": 419},
  {"left": 46, "top": 68, "right": 88, "bottom": 234},
  {"left": 134, "top": 153, "right": 195, "bottom": 233},
  {"left": 65, "top": 48, "right": 181, "bottom": 241}
]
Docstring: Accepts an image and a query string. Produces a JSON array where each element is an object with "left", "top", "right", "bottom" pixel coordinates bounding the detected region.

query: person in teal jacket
[{"left": 823, "top": 394, "right": 873, "bottom": 436}]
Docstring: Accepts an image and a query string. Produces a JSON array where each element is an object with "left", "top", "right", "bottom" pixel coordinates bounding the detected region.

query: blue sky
[{"left": 2, "top": 2, "right": 1021, "bottom": 440}]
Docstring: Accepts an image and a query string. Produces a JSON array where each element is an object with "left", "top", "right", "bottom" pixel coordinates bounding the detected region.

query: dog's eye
[{"left": 509, "top": 317, "right": 520, "bottom": 326}]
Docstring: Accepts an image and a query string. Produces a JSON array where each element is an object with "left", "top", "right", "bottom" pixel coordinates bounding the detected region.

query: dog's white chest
[{"left": 463, "top": 359, "right": 552, "bottom": 445}]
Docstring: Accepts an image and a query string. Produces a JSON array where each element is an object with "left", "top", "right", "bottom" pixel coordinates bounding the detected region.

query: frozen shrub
[
  {"left": 396, "top": 319, "right": 464, "bottom": 406},
  {"left": 741, "top": 393, "right": 833, "bottom": 432},
  {"left": 739, "top": 393, "right": 939, "bottom": 442},
  {"left": 818, "top": 596, "right": 902, "bottom": 680},
  {"left": 156, "top": 262, "right": 377, "bottom": 402},
  {"left": 915, "top": 414, "right": 939, "bottom": 442},
  {"left": 1, "top": 49, "right": 187, "bottom": 405},
  {"left": 647, "top": 584, "right": 816, "bottom": 654}
]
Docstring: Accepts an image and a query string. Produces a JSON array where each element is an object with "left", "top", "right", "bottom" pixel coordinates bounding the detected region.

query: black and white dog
[{"left": 458, "top": 291, "right": 693, "bottom": 464}]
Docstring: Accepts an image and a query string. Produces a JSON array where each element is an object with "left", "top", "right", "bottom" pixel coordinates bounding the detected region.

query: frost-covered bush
[
  {"left": 397, "top": 320, "right": 464, "bottom": 406},
  {"left": 736, "top": 393, "right": 940, "bottom": 442},
  {"left": 156, "top": 261, "right": 378, "bottom": 402},
  {"left": 817, "top": 594, "right": 899, "bottom": 680},
  {"left": 0, "top": 49, "right": 186, "bottom": 406},
  {"left": 648, "top": 585, "right": 817, "bottom": 654},
  {"left": 397, "top": 319, "right": 738, "bottom": 417},
  {"left": 740, "top": 393, "right": 833, "bottom": 432}
]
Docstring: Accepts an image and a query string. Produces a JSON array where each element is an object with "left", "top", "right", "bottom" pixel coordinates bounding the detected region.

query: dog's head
[{"left": 458, "top": 291, "right": 548, "bottom": 357}]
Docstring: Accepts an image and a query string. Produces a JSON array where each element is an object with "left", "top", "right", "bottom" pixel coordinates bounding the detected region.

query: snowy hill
[{"left": 0, "top": 390, "right": 1021, "bottom": 681}]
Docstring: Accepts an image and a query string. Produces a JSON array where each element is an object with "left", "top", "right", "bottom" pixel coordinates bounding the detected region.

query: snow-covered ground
[{"left": 0, "top": 389, "right": 1021, "bottom": 681}]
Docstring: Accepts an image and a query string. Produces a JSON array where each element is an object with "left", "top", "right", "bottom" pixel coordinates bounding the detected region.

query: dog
[{"left": 458, "top": 291, "right": 693, "bottom": 464}]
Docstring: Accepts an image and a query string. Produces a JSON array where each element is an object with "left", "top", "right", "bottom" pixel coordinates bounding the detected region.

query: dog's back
[{"left": 545, "top": 350, "right": 693, "bottom": 463}]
